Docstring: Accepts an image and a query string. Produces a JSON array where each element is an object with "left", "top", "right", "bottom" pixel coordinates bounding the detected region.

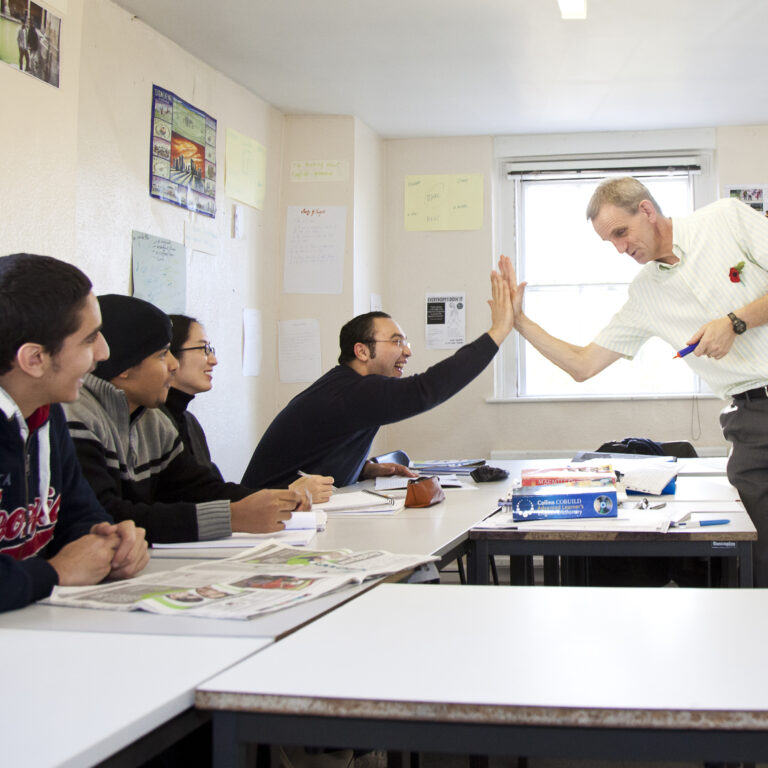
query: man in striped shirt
[{"left": 507, "top": 176, "right": 768, "bottom": 586}]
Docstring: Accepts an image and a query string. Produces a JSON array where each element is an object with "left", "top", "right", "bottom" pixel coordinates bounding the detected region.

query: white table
[
  {"left": 150, "top": 476, "right": 505, "bottom": 579},
  {"left": 198, "top": 583, "right": 768, "bottom": 765},
  {"left": 469, "top": 473, "right": 754, "bottom": 587},
  {"left": 0, "top": 628, "right": 269, "bottom": 768}
]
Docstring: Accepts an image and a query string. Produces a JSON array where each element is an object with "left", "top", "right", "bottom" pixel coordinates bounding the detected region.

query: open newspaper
[{"left": 43, "top": 541, "right": 437, "bottom": 620}]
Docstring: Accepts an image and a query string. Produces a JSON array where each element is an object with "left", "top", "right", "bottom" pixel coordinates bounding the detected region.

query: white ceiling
[{"left": 112, "top": 0, "right": 768, "bottom": 139}]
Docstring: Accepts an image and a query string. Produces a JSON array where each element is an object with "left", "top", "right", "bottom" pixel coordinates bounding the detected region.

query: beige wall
[
  {"left": 717, "top": 125, "right": 768, "bottom": 192},
  {"left": 2, "top": 0, "right": 766, "bottom": 473},
  {"left": 380, "top": 134, "right": 755, "bottom": 460},
  {"left": 275, "top": 115, "right": 388, "bottom": 457},
  {"left": 380, "top": 136, "right": 505, "bottom": 458},
  {"left": 276, "top": 116, "right": 356, "bottom": 413}
]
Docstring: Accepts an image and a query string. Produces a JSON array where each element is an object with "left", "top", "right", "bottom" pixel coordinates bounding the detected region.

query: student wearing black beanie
[
  {"left": 64, "top": 294, "right": 308, "bottom": 544},
  {"left": 93, "top": 294, "right": 172, "bottom": 382}
]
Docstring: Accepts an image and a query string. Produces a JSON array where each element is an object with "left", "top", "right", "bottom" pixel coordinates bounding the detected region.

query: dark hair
[
  {"left": 168, "top": 314, "right": 198, "bottom": 358},
  {"left": 0, "top": 253, "right": 92, "bottom": 375},
  {"left": 338, "top": 311, "right": 391, "bottom": 365}
]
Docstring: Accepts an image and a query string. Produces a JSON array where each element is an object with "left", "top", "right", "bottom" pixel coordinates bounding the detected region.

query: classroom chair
[{"left": 369, "top": 449, "right": 411, "bottom": 466}]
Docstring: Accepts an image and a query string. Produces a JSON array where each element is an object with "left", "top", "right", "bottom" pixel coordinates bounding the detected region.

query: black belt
[{"left": 733, "top": 386, "right": 768, "bottom": 401}]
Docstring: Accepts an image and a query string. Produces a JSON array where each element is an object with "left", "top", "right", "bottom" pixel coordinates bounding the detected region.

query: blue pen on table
[
  {"left": 674, "top": 518, "right": 731, "bottom": 528},
  {"left": 673, "top": 342, "right": 699, "bottom": 359}
]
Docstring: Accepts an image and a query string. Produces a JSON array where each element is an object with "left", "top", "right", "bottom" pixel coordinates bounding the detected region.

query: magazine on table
[{"left": 43, "top": 541, "right": 437, "bottom": 620}]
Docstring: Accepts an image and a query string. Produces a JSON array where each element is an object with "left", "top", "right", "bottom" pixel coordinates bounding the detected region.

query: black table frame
[
  {"left": 209, "top": 709, "right": 768, "bottom": 767},
  {"left": 467, "top": 535, "right": 754, "bottom": 587}
]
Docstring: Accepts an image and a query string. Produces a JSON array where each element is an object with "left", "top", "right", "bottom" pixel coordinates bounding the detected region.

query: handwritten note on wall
[
  {"left": 284, "top": 206, "right": 346, "bottom": 294},
  {"left": 242, "top": 308, "right": 262, "bottom": 377},
  {"left": 404, "top": 173, "right": 484, "bottom": 231},
  {"left": 131, "top": 230, "right": 186, "bottom": 314},
  {"left": 279, "top": 319, "right": 322, "bottom": 383},
  {"left": 290, "top": 160, "right": 349, "bottom": 182},
  {"left": 225, "top": 128, "right": 266, "bottom": 210}
]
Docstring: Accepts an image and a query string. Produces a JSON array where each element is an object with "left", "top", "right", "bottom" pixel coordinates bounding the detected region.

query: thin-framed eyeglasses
[
  {"left": 180, "top": 342, "right": 216, "bottom": 357},
  {"left": 363, "top": 337, "right": 412, "bottom": 351}
]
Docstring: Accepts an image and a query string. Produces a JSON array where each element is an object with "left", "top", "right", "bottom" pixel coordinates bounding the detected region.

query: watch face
[{"left": 729, "top": 313, "right": 747, "bottom": 334}]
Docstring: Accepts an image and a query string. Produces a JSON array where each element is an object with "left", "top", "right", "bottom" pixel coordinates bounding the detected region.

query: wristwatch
[{"left": 728, "top": 312, "right": 747, "bottom": 335}]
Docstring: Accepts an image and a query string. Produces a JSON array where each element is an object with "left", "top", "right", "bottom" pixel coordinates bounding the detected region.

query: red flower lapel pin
[{"left": 729, "top": 261, "right": 745, "bottom": 283}]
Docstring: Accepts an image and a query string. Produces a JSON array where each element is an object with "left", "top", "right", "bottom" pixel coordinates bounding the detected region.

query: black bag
[{"left": 595, "top": 437, "right": 665, "bottom": 456}]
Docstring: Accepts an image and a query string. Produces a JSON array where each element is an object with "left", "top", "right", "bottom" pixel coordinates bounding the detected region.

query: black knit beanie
[{"left": 94, "top": 294, "right": 173, "bottom": 380}]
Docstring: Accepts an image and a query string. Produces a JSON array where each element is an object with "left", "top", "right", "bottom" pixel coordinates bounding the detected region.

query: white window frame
[{"left": 492, "top": 132, "right": 717, "bottom": 402}]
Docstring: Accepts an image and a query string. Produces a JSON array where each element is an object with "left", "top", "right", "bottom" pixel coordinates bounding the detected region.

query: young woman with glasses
[{"left": 166, "top": 315, "right": 333, "bottom": 502}]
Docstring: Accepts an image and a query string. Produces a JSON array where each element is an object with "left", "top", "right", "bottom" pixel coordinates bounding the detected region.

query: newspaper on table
[{"left": 43, "top": 541, "right": 437, "bottom": 620}]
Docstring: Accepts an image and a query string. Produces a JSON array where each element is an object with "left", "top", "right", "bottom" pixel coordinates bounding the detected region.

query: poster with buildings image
[{"left": 149, "top": 85, "right": 217, "bottom": 218}]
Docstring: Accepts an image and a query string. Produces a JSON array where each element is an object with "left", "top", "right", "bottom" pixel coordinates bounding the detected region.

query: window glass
[{"left": 511, "top": 172, "right": 705, "bottom": 398}]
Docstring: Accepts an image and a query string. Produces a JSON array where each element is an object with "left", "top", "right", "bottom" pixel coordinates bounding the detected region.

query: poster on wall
[
  {"left": 0, "top": 1, "right": 61, "bottom": 87},
  {"left": 425, "top": 293, "right": 466, "bottom": 349},
  {"left": 149, "top": 85, "right": 217, "bottom": 218},
  {"left": 727, "top": 186, "right": 768, "bottom": 216}
]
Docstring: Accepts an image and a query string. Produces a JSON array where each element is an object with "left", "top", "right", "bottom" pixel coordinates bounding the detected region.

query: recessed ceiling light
[{"left": 558, "top": 0, "right": 587, "bottom": 19}]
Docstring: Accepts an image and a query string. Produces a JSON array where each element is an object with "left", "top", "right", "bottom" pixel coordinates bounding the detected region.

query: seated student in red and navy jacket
[{"left": 0, "top": 254, "right": 149, "bottom": 613}]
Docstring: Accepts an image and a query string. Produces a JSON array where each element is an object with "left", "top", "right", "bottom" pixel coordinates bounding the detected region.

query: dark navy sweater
[{"left": 242, "top": 333, "right": 498, "bottom": 488}]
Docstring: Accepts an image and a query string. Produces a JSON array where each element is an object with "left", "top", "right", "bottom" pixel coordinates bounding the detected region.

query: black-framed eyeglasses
[
  {"left": 180, "top": 342, "right": 216, "bottom": 357},
  {"left": 361, "top": 337, "right": 412, "bottom": 351}
]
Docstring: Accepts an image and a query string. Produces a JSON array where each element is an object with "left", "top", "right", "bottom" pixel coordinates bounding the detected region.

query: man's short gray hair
[{"left": 586, "top": 177, "right": 664, "bottom": 221}]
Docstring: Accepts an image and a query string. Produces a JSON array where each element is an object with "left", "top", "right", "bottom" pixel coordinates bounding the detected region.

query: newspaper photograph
[
  {"left": 44, "top": 541, "right": 437, "bottom": 620},
  {"left": 226, "top": 541, "right": 438, "bottom": 579}
]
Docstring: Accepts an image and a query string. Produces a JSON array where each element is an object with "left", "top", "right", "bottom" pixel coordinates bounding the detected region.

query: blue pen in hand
[{"left": 673, "top": 342, "right": 699, "bottom": 359}]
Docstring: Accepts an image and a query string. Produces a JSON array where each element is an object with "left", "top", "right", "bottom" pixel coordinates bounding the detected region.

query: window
[{"left": 496, "top": 162, "right": 714, "bottom": 400}]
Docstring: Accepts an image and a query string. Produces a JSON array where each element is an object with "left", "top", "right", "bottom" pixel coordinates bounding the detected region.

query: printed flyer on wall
[{"left": 426, "top": 293, "right": 466, "bottom": 349}]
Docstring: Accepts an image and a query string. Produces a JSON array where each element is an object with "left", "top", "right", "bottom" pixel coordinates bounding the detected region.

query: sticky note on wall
[{"left": 404, "top": 173, "right": 483, "bottom": 231}]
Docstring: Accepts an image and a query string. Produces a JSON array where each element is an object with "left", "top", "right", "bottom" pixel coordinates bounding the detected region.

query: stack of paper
[
  {"left": 374, "top": 474, "right": 468, "bottom": 490},
  {"left": 410, "top": 459, "right": 485, "bottom": 475},
  {"left": 153, "top": 511, "right": 327, "bottom": 549},
  {"left": 315, "top": 491, "right": 405, "bottom": 516}
]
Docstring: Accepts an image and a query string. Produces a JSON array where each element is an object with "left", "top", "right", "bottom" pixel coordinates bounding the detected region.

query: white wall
[
  {"left": 0, "top": 0, "right": 287, "bottom": 480},
  {"left": 0, "top": 2, "right": 83, "bottom": 258}
]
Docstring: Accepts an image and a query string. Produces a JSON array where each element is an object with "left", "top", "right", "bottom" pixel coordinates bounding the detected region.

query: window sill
[{"left": 487, "top": 393, "right": 721, "bottom": 404}]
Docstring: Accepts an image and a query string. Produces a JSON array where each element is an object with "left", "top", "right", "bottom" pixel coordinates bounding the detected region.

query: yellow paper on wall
[
  {"left": 225, "top": 128, "right": 266, "bottom": 210},
  {"left": 404, "top": 173, "right": 483, "bottom": 231}
]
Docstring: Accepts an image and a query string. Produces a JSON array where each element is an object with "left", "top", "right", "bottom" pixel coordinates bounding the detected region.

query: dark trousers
[{"left": 721, "top": 396, "right": 768, "bottom": 587}]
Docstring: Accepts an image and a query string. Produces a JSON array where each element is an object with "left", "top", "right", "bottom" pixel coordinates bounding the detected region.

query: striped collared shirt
[{"left": 594, "top": 197, "right": 768, "bottom": 399}]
